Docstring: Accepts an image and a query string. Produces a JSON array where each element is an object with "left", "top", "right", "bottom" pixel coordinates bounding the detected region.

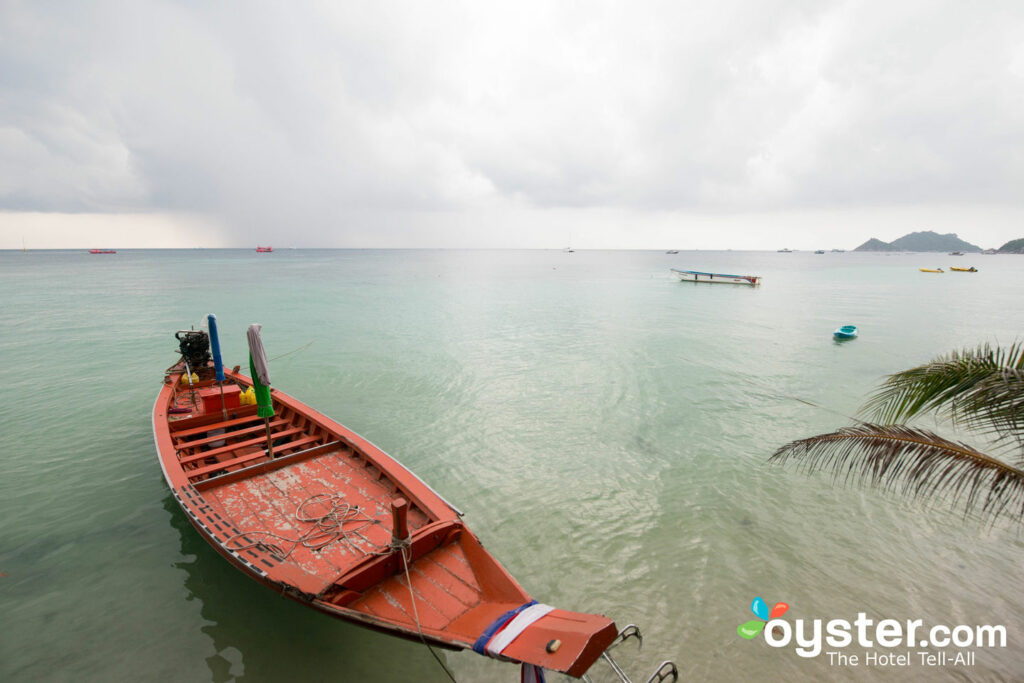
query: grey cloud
[{"left": 2, "top": 0, "right": 1023, "bottom": 244}]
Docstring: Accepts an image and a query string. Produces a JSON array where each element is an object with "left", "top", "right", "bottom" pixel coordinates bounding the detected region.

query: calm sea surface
[{"left": 2, "top": 249, "right": 1023, "bottom": 682}]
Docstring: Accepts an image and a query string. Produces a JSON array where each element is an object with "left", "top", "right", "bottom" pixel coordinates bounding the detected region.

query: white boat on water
[{"left": 671, "top": 268, "right": 761, "bottom": 286}]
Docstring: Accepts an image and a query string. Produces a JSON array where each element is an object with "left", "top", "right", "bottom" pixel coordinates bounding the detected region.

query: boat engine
[{"left": 176, "top": 329, "right": 212, "bottom": 371}]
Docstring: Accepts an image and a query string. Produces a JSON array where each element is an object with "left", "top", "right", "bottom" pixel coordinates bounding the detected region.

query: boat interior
[{"left": 163, "top": 367, "right": 557, "bottom": 652}]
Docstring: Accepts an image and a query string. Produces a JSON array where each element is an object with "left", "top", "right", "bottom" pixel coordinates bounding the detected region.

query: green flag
[
  {"left": 246, "top": 324, "right": 275, "bottom": 419},
  {"left": 249, "top": 353, "right": 274, "bottom": 418}
]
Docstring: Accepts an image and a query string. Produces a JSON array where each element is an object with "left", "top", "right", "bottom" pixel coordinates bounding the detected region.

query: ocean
[{"left": 1, "top": 248, "right": 1022, "bottom": 682}]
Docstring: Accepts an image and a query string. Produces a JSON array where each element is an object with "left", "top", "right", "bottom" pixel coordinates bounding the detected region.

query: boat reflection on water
[{"left": 163, "top": 494, "right": 451, "bottom": 682}]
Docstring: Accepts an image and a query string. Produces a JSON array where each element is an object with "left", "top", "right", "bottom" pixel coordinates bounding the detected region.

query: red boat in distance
[
  {"left": 256, "top": 246, "right": 273, "bottom": 252},
  {"left": 89, "top": 249, "right": 116, "bottom": 254}
]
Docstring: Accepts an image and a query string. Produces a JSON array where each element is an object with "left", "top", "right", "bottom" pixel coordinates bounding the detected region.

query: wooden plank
[
  {"left": 264, "top": 464, "right": 389, "bottom": 574},
  {"left": 176, "top": 418, "right": 287, "bottom": 450},
  {"left": 187, "top": 435, "right": 322, "bottom": 482},
  {"left": 272, "top": 434, "right": 321, "bottom": 456},
  {"left": 315, "top": 453, "right": 398, "bottom": 508},
  {"left": 172, "top": 409, "right": 261, "bottom": 438},
  {"left": 317, "top": 454, "right": 432, "bottom": 530},
  {"left": 395, "top": 554, "right": 477, "bottom": 622},
  {"left": 193, "top": 442, "right": 341, "bottom": 492},
  {"left": 187, "top": 449, "right": 273, "bottom": 480},
  {"left": 279, "top": 457, "right": 394, "bottom": 568},
  {"left": 205, "top": 477, "right": 340, "bottom": 589},
  {"left": 230, "top": 470, "right": 344, "bottom": 578},
  {"left": 353, "top": 575, "right": 450, "bottom": 631},
  {"left": 180, "top": 427, "right": 303, "bottom": 464},
  {"left": 409, "top": 551, "right": 481, "bottom": 608}
]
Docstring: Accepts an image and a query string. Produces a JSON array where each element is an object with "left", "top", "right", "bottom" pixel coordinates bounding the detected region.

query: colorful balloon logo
[{"left": 737, "top": 596, "right": 789, "bottom": 639}]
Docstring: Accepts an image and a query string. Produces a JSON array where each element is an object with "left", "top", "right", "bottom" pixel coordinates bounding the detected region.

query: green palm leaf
[
  {"left": 863, "top": 342, "right": 1024, "bottom": 449},
  {"left": 770, "top": 424, "right": 1024, "bottom": 522}
]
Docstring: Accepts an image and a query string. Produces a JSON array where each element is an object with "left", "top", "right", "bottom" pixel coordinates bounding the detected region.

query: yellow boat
[
  {"left": 920, "top": 268, "right": 944, "bottom": 273},
  {"left": 950, "top": 266, "right": 978, "bottom": 272}
]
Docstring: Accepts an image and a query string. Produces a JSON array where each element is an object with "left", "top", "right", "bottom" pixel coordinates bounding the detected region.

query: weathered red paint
[{"left": 154, "top": 358, "right": 615, "bottom": 677}]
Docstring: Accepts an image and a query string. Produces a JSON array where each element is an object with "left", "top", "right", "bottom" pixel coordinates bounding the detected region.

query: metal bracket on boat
[{"left": 582, "top": 624, "right": 679, "bottom": 683}]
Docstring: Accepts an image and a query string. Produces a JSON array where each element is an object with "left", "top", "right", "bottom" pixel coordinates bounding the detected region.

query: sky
[{"left": 2, "top": 1, "right": 1023, "bottom": 250}]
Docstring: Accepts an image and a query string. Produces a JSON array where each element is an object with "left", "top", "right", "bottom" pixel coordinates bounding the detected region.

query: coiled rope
[
  {"left": 224, "top": 492, "right": 459, "bottom": 682},
  {"left": 224, "top": 493, "right": 387, "bottom": 560}
]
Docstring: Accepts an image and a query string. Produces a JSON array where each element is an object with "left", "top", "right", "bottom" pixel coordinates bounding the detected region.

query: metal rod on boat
[
  {"left": 207, "top": 313, "right": 228, "bottom": 420},
  {"left": 263, "top": 417, "right": 274, "bottom": 459}
]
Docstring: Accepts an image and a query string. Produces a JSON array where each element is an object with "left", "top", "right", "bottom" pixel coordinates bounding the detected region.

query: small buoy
[
  {"left": 546, "top": 639, "right": 561, "bottom": 653},
  {"left": 180, "top": 372, "right": 198, "bottom": 385}
]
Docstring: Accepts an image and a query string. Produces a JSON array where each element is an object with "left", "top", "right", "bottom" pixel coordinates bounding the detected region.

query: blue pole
[{"left": 207, "top": 314, "right": 225, "bottom": 382}]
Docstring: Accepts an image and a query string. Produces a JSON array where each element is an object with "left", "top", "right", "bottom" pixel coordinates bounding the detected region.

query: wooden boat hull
[
  {"left": 671, "top": 268, "right": 761, "bottom": 286},
  {"left": 950, "top": 267, "right": 977, "bottom": 272},
  {"left": 153, "top": 361, "right": 615, "bottom": 677},
  {"left": 919, "top": 268, "right": 944, "bottom": 273}
]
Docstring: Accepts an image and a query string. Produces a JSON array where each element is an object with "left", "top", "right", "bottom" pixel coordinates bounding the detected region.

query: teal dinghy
[{"left": 833, "top": 325, "right": 858, "bottom": 340}]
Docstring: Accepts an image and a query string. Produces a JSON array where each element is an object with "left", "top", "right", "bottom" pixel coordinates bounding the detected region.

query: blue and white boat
[
  {"left": 833, "top": 325, "right": 858, "bottom": 340},
  {"left": 671, "top": 268, "right": 761, "bottom": 286}
]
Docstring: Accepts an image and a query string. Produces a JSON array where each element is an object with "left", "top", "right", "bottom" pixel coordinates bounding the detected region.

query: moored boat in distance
[
  {"left": 814, "top": 250, "right": 825, "bottom": 254},
  {"left": 89, "top": 249, "right": 116, "bottom": 254},
  {"left": 950, "top": 266, "right": 978, "bottom": 272},
  {"left": 152, "top": 318, "right": 671, "bottom": 680},
  {"left": 666, "top": 250, "right": 679, "bottom": 254},
  {"left": 671, "top": 268, "right": 761, "bottom": 286},
  {"left": 256, "top": 246, "right": 273, "bottom": 252},
  {"left": 833, "top": 325, "right": 858, "bottom": 340},
  {"left": 920, "top": 268, "right": 944, "bottom": 273},
  {"left": 777, "top": 248, "right": 792, "bottom": 253},
  {"left": 949, "top": 251, "right": 964, "bottom": 255}
]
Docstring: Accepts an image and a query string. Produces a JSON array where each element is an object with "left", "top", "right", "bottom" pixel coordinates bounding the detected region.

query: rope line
[
  {"left": 224, "top": 492, "right": 459, "bottom": 682},
  {"left": 397, "top": 540, "right": 459, "bottom": 683},
  {"left": 224, "top": 493, "right": 388, "bottom": 560},
  {"left": 268, "top": 340, "right": 315, "bottom": 362}
]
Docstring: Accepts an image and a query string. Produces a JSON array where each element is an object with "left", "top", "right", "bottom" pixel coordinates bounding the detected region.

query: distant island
[
  {"left": 853, "top": 231, "right": 981, "bottom": 252},
  {"left": 998, "top": 238, "right": 1024, "bottom": 254}
]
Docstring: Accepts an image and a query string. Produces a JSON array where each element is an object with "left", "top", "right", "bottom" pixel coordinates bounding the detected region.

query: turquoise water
[{"left": 1, "top": 249, "right": 1022, "bottom": 682}]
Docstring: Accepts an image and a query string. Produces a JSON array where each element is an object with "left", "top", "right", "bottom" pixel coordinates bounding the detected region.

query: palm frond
[
  {"left": 770, "top": 424, "right": 1024, "bottom": 522},
  {"left": 863, "top": 341, "right": 1024, "bottom": 446}
]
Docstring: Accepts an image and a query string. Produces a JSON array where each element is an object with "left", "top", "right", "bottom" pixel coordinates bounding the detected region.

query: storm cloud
[{"left": 2, "top": 1, "right": 1023, "bottom": 248}]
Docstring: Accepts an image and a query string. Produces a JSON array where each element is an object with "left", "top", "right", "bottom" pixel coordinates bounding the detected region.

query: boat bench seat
[
  {"left": 179, "top": 427, "right": 303, "bottom": 464},
  {"left": 170, "top": 408, "right": 261, "bottom": 438},
  {"left": 176, "top": 418, "right": 288, "bottom": 451},
  {"left": 185, "top": 434, "right": 323, "bottom": 481}
]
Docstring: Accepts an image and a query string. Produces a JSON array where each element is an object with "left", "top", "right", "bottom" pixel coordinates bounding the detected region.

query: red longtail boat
[
  {"left": 256, "top": 246, "right": 273, "bottom": 252},
  {"left": 152, "top": 318, "right": 663, "bottom": 680},
  {"left": 89, "top": 249, "right": 116, "bottom": 254}
]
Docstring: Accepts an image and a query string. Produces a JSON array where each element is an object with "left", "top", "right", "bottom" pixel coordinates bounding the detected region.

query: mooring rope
[
  {"left": 224, "top": 492, "right": 459, "bottom": 682},
  {"left": 268, "top": 340, "right": 315, "bottom": 362},
  {"left": 395, "top": 539, "right": 459, "bottom": 683}
]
